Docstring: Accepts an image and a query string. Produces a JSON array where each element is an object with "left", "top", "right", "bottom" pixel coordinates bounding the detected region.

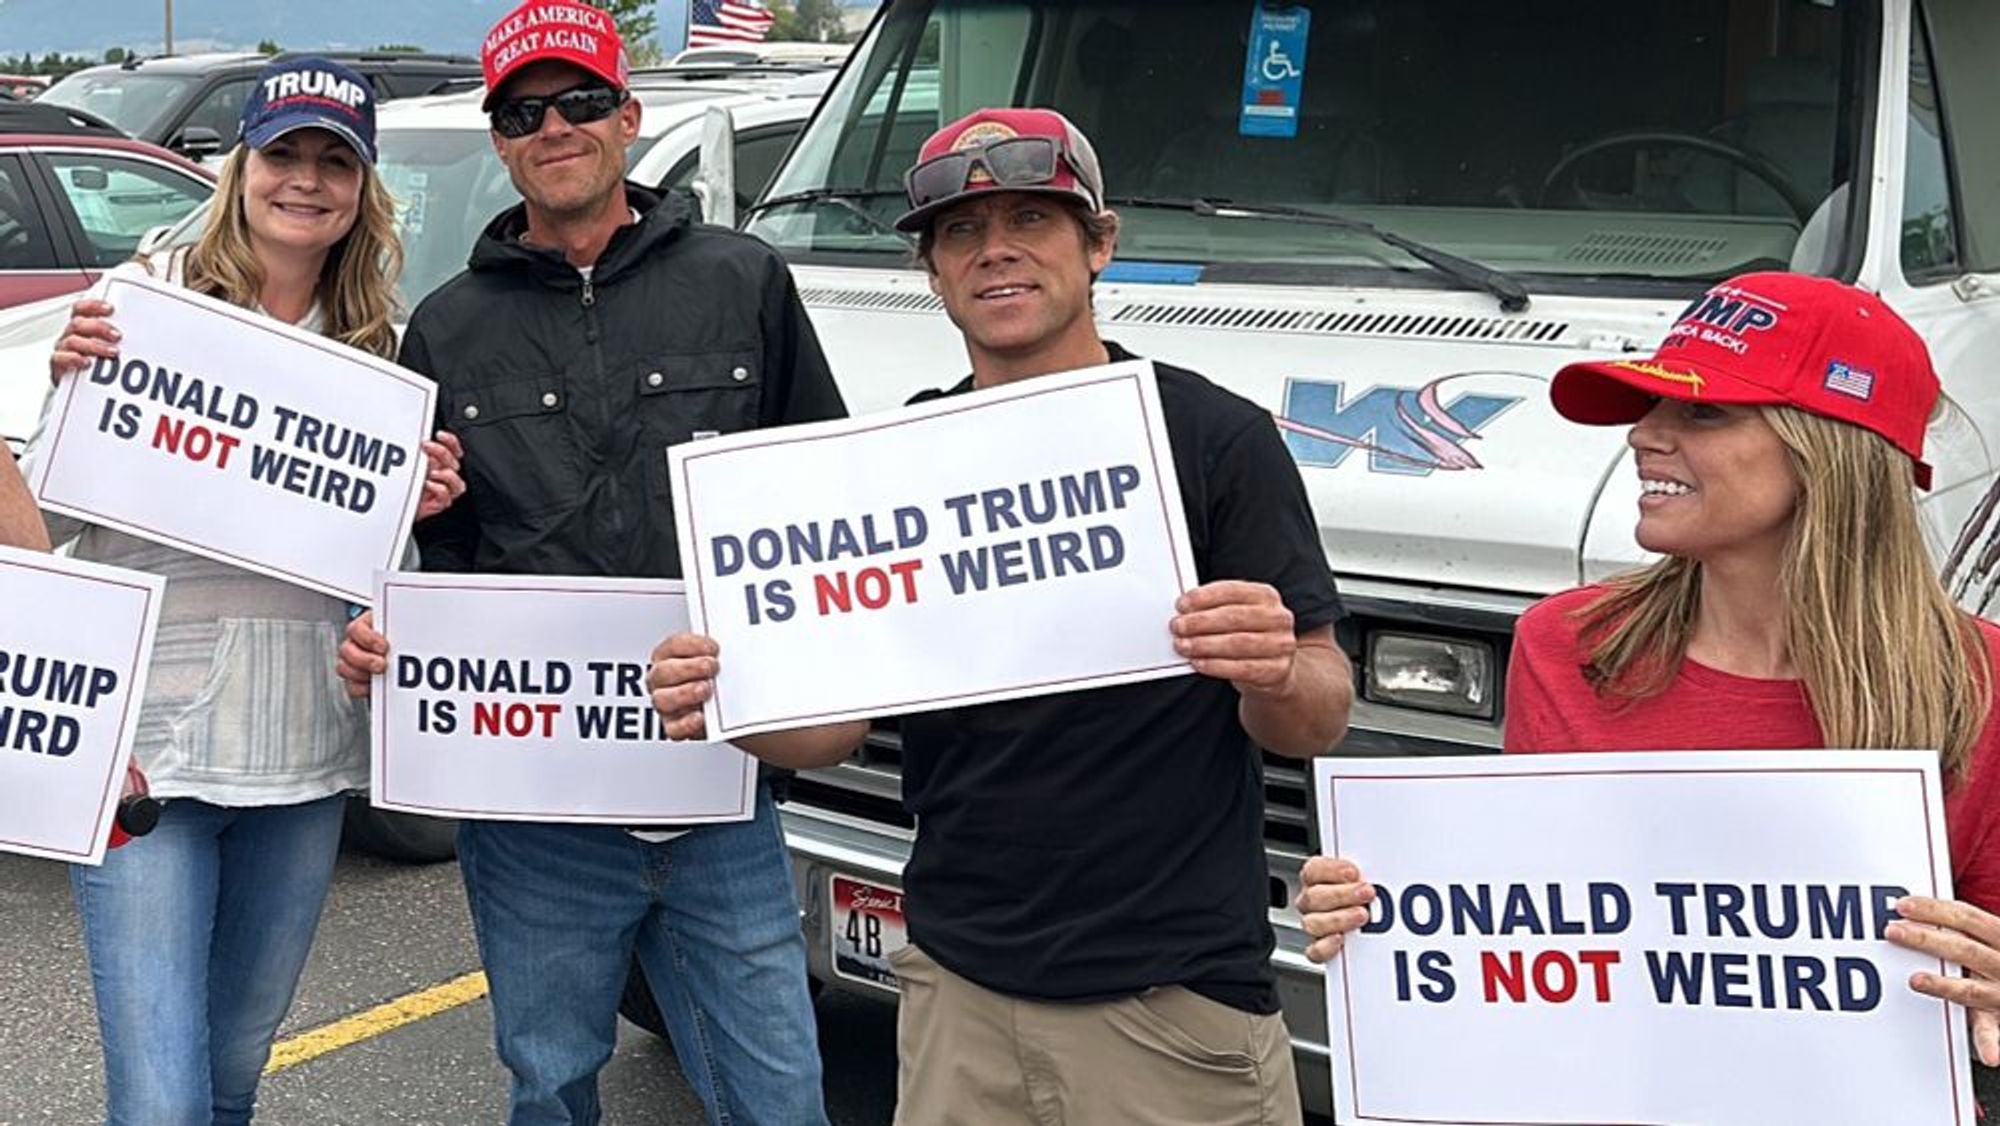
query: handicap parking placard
[{"left": 1241, "top": 4, "right": 1311, "bottom": 138}]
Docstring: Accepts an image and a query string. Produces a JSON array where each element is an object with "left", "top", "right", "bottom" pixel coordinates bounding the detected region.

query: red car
[{"left": 0, "top": 100, "right": 214, "bottom": 309}]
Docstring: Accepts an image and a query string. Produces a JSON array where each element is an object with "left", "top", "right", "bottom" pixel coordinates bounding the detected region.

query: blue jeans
[
  {"left": 71, "top": 795, "right": 347, "bottom": 1126},
  {"left": 458, "top": 784, "right": 827, "bottom": 1126}
]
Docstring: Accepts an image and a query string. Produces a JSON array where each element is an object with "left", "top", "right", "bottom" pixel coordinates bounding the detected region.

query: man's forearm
[
  {"left": 737, "top": 720, "right": 870, "bottom": 770},
  {"left": 1240, "top": 640, "right": 1353, "bottom": 758}
]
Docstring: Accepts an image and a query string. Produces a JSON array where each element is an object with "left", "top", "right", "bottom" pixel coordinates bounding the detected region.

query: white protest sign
[
  {"left": 0, "top": 545, "right": 162, "bottom": 865},
  {"left": 372, "top": 572, "right": 757, "bottom": 824},
  {"left": 25, "top": 272, "right": 434, "bottom": 604},
  {"left": 1314, "top": 750, "right": 1972, "bottom": 1126},
  {"left": 669, "top": 359, "right": 1198, "bottom": 739}
]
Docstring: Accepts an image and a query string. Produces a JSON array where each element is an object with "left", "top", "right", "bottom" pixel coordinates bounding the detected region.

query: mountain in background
[{"left": 0, "top": 0, "right": 875, "bottom": 59}]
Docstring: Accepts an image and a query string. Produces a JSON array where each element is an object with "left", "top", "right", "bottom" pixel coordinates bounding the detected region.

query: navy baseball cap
[{"left": 239, "top": 57, "right": 378, "bottom": 164}]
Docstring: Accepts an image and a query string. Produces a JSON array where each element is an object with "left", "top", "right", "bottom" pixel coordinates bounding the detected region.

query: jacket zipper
[{"left": 581, "top": 275, "right": 622, "bottom": 549}]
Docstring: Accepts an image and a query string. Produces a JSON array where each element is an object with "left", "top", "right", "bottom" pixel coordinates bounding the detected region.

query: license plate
[{"left": 829, "top": 874, "right": 907, "bottom": 990}]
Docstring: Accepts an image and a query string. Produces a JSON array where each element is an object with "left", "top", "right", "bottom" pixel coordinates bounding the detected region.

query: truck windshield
[{"left": 752, "top": 0, "right": 1870, "bottom": 288}]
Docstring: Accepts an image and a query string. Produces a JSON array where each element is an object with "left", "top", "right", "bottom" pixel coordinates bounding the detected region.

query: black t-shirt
[{"left": 898, "top": 343, "right": 1344, "bottom": 1014}]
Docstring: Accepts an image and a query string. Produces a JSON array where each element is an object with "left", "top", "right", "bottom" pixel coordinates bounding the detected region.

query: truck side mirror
[
  {"left": 169, "top": 126, "right": 225, "bottom": 160},
  {"left": 692, "top": 105, "right": 738, "bottom": 229}
]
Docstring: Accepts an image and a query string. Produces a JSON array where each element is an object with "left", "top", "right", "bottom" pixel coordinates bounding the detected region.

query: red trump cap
[{"left": 1552, "top": 272, "right": 1939, "bottom": 488}]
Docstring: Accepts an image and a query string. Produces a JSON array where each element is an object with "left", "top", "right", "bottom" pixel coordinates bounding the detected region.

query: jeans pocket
[{"left": 170, "top": 618, "right": 360, "bottom": 776}]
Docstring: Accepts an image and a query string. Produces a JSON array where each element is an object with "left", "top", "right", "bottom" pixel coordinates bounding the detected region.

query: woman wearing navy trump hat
[
  {"left": 27, "top": 55, "right": 461, "bottom": 1124},
  {"left": 1296, "top": 273, "right": 2000, "bottom": 1069}
]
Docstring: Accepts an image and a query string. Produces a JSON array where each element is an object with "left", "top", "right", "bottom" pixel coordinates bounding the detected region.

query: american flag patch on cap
[{"left": 1824, "top": 360, "right": 1875, "bottom": 400}]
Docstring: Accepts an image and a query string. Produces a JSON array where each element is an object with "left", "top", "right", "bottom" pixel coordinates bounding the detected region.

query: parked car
[
  {"left": 670, "top": 41, "right": 853, "bottom": 68},
  {"left": 0, "top": 74, "right": 49, "bottom": 100},
  {"left": 0, "top": 101, "right": 213, "bottom": 311},
  {"left": 368, "top": 77, "right": 822, "bottom": 313},
  {"left": 629, "top": 83, "right": 824, "bottom": 217},
  {"left": 40, "top": 51, "right": 481, "bottom": 161}
]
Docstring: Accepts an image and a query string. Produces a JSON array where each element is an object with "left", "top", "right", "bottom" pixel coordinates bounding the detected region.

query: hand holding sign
[
  {"left": 1303, "top": 828, "right": 2000, "bottom": 1068},
  {"left": 1313, "top": 751, "right": 1976, "bottom": 1125},
  {"left": 1297, "top": 855, "right": 1376, "bottom": 963},
  {"left": 646, "top": 632, "right": 866, "bottom": 770},
  {"left": 370, "top": 573, "right": 759, "bottom": 824},
  {"left": 415, "top": 431, "right": 465, "bottom": 522},
  {"left": 670, "top": 360, "right": 1199, "bottom": 739},
  {"left": 28, "top": 272, "right": 435, "bottom": 604},
  {"left": 336, "top": 610, "right": 388, "bottom": 700},
  {"left": 1171, "top": 580, "right": 1298, "bottom": 693},
  {"left": 1889, "top": 895, "right": 2000, "bottom": 1065},
  {"left": 47, "top": 297, "right": 466, "bottom": 529},
  {"left": 50, "top": 296, "right": 119, "bottom": 385},
  {"left": 646, "top": 633, "right": 719, "bottom": 742}
]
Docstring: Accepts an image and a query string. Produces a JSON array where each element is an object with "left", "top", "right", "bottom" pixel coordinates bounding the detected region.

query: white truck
[{"left": 710, "top": 0, "right": 2000, "bottom": 1114}]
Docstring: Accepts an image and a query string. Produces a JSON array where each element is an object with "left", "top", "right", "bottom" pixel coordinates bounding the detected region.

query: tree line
[{"left": 0, "top": 0, "right": 856, "bottom": 81}]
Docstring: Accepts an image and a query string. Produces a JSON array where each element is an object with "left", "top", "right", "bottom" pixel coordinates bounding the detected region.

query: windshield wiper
[
  {"left": 1107, "top": 196, "right": 1530, "bottom": 312},
  {"left": 742, "top": 188, "right": 912, "bottom": 244}
]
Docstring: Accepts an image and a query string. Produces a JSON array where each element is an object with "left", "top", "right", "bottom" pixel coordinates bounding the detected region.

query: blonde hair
[
  {"left": 174, "top": 143, "right": 402, "bottom": 359},
  {"left": 1574, "top": 404, "right": 1990, "bottom": 778}
]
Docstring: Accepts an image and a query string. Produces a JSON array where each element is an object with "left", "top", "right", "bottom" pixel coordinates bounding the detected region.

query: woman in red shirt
[{"left": 1297, "top": 272, "right": 2000, "bottom": 1064}]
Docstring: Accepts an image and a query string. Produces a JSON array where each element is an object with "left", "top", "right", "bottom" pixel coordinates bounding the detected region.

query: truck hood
[{"left": 790, "top": 266, "right": 1688, "bottom": 597}]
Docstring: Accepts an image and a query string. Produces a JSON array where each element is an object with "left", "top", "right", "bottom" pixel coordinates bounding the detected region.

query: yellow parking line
[{"left": 264, "top": 970, "right": 490, "bottom": 1075}]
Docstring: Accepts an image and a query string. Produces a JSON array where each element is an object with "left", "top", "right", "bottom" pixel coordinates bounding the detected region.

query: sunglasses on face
[
  {"left": 489, "top": 85, "right": 627, "bottom": 139},
  {"left": 905, "top": 136, "right": 1067, "bottom": 210}
]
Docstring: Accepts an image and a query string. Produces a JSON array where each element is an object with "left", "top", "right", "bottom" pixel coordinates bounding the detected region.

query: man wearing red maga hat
[{"left": 336, "top": 2, "right": 844, "bottom": 1123}]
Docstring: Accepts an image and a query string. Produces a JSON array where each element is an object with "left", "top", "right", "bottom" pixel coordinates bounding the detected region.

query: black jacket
[{"left": 405, "top": 186, "right": 845, "bottom": 578}]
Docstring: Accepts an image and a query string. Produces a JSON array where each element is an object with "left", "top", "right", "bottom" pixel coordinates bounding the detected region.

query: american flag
[
  {"left": 688, "top": 0, "right": 776, "bottom": 48},
  {"left": 1824, "top": 360, "right": 1876, "bottom": 401}
]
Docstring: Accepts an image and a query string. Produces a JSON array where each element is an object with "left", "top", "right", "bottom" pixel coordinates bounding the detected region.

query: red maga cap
[
  {"left": 1551, "top": 272, "right": 1939, "bottom": 488},
  {"left": 480, "top": 0, "right": 629, "bottom": 111}
]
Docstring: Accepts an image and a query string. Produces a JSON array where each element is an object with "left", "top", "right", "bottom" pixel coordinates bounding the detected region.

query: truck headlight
[{"left": 1364, "top": 632, "right": 1496, "bottom": 719}]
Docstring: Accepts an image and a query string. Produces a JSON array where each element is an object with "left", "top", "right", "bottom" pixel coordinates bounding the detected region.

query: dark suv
[{"left": 40, "top": 50, "right": 481, "bottom": 160}]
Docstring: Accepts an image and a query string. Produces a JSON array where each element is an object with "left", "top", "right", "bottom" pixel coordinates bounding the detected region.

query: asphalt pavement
[{"left": 0, "top": 840, "right": 901, "bottom": 1125}]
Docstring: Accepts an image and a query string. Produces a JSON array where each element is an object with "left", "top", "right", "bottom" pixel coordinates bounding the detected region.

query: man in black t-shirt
[{"left": 647, "top": 108, "right": 1353, "bottom": 1125}]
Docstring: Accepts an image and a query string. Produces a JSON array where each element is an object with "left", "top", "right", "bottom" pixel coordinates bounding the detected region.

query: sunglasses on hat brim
[
  {"left": 904, "top": 136, "right": 1070, "bottom": 211},
  {"left": 489, "top": 84, "right": 627, "bottom": 139}
]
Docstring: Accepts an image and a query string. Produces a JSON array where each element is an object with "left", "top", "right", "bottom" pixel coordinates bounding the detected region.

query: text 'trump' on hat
[
  {"left": 240, "top": 56, "right": 377, "bottom": 165},
  {"left": 1550, "top": 272, "right": 1939, "bottom": 488}
]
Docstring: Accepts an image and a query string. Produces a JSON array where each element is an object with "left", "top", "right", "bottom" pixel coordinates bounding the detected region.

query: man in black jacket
[{"left": 336, "top": 3, "right": 840, "bottom": 1123}]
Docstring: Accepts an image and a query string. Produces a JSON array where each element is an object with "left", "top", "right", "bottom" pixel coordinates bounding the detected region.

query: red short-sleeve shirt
[{"left": 1505, "top": 585, "right": 2000, "bottom": 914}]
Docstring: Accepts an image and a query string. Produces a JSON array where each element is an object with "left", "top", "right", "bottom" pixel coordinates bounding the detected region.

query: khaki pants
[{"left": 891, "top": 944, "right": 1303, "bottom": 1126}]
